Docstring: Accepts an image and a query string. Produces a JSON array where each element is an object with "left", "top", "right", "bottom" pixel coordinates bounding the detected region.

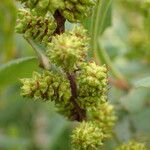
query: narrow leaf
[
  {"left": 90, "top": 0, "right": 112, "bottom": 57},
  {"left": 0, "top": 57, "right": 38, "bottom": 89}
]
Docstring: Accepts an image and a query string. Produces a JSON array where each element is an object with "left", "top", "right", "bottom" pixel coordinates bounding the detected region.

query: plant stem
[
  {"left": 54, "top": 10, "right": 66, "bottom": 34},
  {"left": 67, "top": 73, "right": 86, "bottom": 121}
]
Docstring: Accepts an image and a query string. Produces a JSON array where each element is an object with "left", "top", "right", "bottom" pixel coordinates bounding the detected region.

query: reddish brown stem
[
  {"left": 67, "top": 73, "right": 86, "bottom": 121},
  {"left": 53, "top": 10, "right": 86, "bottom": 121},
  {"left": 54, "top": 10, "right": 66, "bottom": 34}
]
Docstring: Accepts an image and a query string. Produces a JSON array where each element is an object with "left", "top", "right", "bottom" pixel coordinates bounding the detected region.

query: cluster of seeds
[
  {"left": 60, "top": 0, "right": 95, "bottom": 22},
  {"left": 16, "top": 0, "right": 95, "bottom": 22},
  {"left": 20, "top": 71, "right": 71, "bottom": 102},
  {"left": 46, "top": 26, "right": 89, "bottom": 71},
  {"left": 77, "top": 62, "right": 108, "bottom": 108},
  {"left": 87, "top": 102, "right": 117, "bottom": 139},
  {"left": 16, "top": 9, "right": 57, "bottom": 43},
  {"left": 71, "top": 121, "right": 104, "bottom": 150}
]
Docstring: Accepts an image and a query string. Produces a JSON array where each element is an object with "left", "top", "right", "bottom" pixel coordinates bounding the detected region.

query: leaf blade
[{"left": 0, "top": 57, "right": 38, "bottom": 89}]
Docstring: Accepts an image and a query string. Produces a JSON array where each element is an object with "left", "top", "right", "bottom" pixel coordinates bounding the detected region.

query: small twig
[{"left": 67, "top": 73, "right": 86, "bottom": 121}]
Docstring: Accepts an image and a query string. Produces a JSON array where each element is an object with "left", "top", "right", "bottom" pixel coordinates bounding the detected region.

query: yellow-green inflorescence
[
  {"left": 46, "top": 26, "right": 89, "bottom": 71},
  {"left": 17, "top": 0, "right": 116, "bottom": 148},
  {"left": 71, "top": 103, "right": 116, "bottom": 149},
  {"left": 116, "top": 141, "right": 147, "bottom": 150},
  {"left": 20, "top": 26, "right": 117, "bottom": 150},
  {"left": 71, "top": 121, "right": 104, "bottom": 150},
  {"left": 20, "top": 70, "right": 77, "bottom": 117},
  {"left": 87, "top": 102, "right": 116, "bottom": 140},
  {"left": 20, "top": 71, "right": 71, "bottom": 101},
  {"left": 16, "top": 9, "right": 57, "bottom": 43},
  {"left": 77, "top": 62, "right": 108, "bottom": 108},
  {"left": 16, "top": 0, "right": 95, "bottom": 22}
]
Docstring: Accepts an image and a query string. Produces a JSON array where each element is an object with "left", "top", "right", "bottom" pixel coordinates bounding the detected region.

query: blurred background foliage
[{"left": 0, "top": 0, "right": 150, "bottom": 149}]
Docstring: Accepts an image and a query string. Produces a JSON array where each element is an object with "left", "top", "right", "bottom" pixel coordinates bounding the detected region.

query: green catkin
[
  {"left": 71, "top": 102, "right": 116, "bottom": 149},
  {"left": 60, "top": 0, "right": 95, "bottom": 22},
  {"left": 15, "top": 9, "right": 57, "bottom": 43}
]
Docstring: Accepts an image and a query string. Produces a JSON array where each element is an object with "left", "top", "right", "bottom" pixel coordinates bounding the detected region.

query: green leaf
[
  {"left": 0, "top": 135, "right": 30, "bottom": 149},
  {"left": 120, "top": 88, "right": 150, "bottom": 113},
  {"left": 90, "top": 0, "right": 112, "bottom": 53},
  {"left": 89, "top": 0, "right": 112, "bottom": 57},
  {"left": 133, "top": 76, "right": 150, "bottom": 88},
  {"left": 115, "top": 117, "right": 132, "bottom": 142},
  {"left": 48, "top": 115, "right": 71, "bottom": 150},
  {"left": 131, "top": 108, "right": 150, "bottom": 133},
  {"left": 0, "top": 57, "right": 38, "bottom": 89},
  {"left": 130, "top": 108, "right": 150, "bottom": 148},
  {"left": 91, "top": 0, "right": 112, "bottom": 38},
  {"left": 90, "top": 0, "right": 125, "bottom": 80}
]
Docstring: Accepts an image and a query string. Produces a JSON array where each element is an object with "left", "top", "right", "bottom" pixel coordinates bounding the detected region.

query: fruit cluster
[
  {"left": 71, "top": 121, "right": 104, "bottom": 150},
  {"left": 16, "top": 0, "right": 95, "bottom": 22},
  {"left": 46, "top": 26, "right": 89, "bottom": 71},
  {"left": 20, "top": 71, "right": 71, "bottom": 102},
  {"left": 20, "top": 27, "right": 116, "bottom": 149},
  {"left": 16, "top": 9, "right": 56, "bottom": 43},
  {"left": 77, "top": 62, "right": 108, "bottom": 108}
]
